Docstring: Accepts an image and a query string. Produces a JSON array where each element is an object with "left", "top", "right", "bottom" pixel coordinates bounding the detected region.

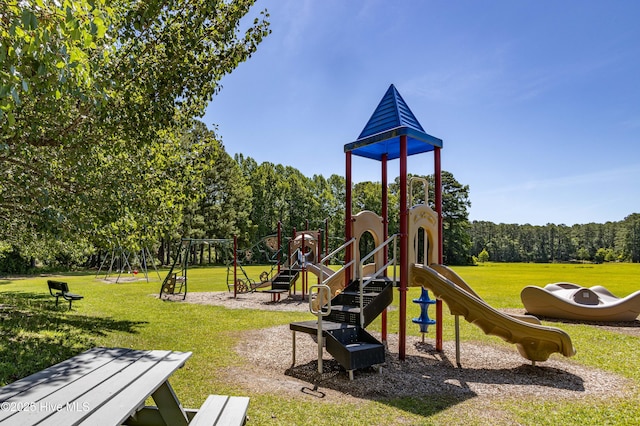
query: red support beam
[
  {"left": 345, "top": 151, "right": 353, "bottom": 286},
  {"left": 434, "top": 147, "right": 443, "bottom": 351},
  {"left": 399, "top": 135, "right": 408, "bottom": 360},
  {"left": 233, "top": 235, "right": 238, "bottom": 298},
  {"left": 324, "top": 218, "right": 329, "bottom": 261},
  {"left": 381, "top": 153, "right": 388, "bottom": 342},
  {"left": 277, "top": 221, "right": 282, "bottom": 274}
]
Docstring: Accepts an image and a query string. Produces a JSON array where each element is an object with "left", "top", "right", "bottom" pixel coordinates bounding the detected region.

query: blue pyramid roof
[{"left": 344, "top": 84, "right": 442, "bottom": 161}]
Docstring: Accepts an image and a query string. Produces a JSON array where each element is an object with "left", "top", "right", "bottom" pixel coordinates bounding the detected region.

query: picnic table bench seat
[{"left": 189, "top": 395, "right": 250, "bottom": 426}]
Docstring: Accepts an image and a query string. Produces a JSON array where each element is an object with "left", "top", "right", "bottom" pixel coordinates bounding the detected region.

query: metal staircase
[
  {"left": 270, "top": 268, "right": 300, "bottom": 291},
  {"left": 325, "top": 278, "right": 393, "bottom": 327},
  {"left": 264, "top": 268, "right": 299, "bottom": 301},
  {"left": 290, "top": 235, "right": 397, "bottom": 379},
  {"left": 290, "top": 277, "right": 393, "bottom": 379}
]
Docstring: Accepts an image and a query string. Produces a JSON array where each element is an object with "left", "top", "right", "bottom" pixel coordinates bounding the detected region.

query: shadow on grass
[
  {"left": 534, "top": 315, "right": 640, "bottom": 338},
  {"left": 534, "top": 315, "right": 640, "bottom": 328},
  {"left": 0, "top": 291, "right": 147, "bottom": 385},
  {"left": 285, "top": 340, "right": 584, "bottom": 418}
]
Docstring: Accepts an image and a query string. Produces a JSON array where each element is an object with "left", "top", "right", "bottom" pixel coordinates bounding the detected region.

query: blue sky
[{"left": 203, "top": 0, "right": 640, "bottom": 226}]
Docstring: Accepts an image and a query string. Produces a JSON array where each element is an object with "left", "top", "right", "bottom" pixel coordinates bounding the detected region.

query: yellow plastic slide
[{"left": 411, "top": 264, "right": 576, "bottom": 362}]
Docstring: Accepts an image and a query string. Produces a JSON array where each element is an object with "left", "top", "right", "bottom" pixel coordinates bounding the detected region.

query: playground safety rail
[
  {"left": 308, "top": 284, "right": 332, "bottom": 374},
  {"left": 318, "top": 238, "right": 357, "bottom": 283},
  {"left": 358, "top": 234, "right": 398, "bottom": 326}
]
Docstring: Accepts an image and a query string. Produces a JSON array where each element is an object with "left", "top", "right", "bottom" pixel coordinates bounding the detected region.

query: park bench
[
  {"left": 47, "top": 280, "right": 83, "bottom": 310},
  {"left": 0, "top": 347, "right": 250, "bottom": 425}
]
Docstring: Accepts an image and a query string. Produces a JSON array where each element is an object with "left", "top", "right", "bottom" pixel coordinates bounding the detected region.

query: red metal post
[
  {"left": 292, "top": 227, "right": 297, "bottom": 295},
  {"left": 381, "top": 153, "right": 388, "bottom": 342},
  {"left": 324, "top": 218, "right": 329, "bottom": 261},
  {"left": 345, "top": 151, "right": 353, "bottom": 286},
  {"left": 277, "top": 221, "right": 282, "bottom": 274},
  {"left": 317, "top": 229, "right": 321, "bottom": 283},
  {"left": 233, "top": 235, "right": 238, "bottom": 298},
  {"left": 301, "top": 231, "right": 306, "bottom": 298},
  {"left": 434, "top": 147, "right": 443, "bottom": 351},
  {"left": 399, "top": 135, "right": 408, "bottom": 360}
]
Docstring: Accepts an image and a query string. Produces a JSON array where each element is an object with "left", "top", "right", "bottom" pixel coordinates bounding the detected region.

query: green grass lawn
[{"left": 0, "top": 263, "right": 638, "bottom": 425}]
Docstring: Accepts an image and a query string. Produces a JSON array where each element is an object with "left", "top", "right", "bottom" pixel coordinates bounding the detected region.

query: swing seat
[{"left": 161, "top": 274, "right": 185, "bottom": 295}]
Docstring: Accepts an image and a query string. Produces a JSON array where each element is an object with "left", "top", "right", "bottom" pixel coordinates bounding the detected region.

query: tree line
[
  {"left": 2, "top": 115, "right": 638, "bottom": 272},
  {"left": 469, "top": 215, "right": 640, "bottom": 263}
]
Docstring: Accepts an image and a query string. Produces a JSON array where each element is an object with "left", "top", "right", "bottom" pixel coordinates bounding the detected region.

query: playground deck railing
[
  {"left": 318, "top": 238, "right": 357, "bottom": 284},
  {"left": 358, "top": 234, "right": 398, "bottom": 326}
]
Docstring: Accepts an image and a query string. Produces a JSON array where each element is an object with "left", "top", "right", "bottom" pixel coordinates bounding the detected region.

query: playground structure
[
  {"left": 290, "top": 84, "right": 576, "bottom": 379},
  {"left": 291, "top": 84, "right": 445, "bottom": 378},
  {"left": 159, "top": 226, "right": 328, "bottom": 301},
  {"left": 158, "top": 85, "right": 578, "bottom": 378},
  {"left": 97, "top": 245, "right": 161, "bottom": 283},
  {"left": 521, "top": 282, "right": 640, "bottom": 322},
  {"left": 258, "top": 224, "right": 333, "bottom": 302}
]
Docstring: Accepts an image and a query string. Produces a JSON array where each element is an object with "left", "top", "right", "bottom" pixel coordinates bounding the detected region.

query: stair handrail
[
  {"left": 287, "top": 248, "right": 303, "bottom": 269},
  {"left": 358, "top": 234, "right": 398, "bottom": 326},
  {"left": 309, "top": 284, "right": 332, "bottom": 374},
  {"left": 317, "top": 238, "right": 356, "bottom": 284}
]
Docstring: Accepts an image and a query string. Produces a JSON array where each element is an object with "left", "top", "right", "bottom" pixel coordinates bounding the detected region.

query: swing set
[
  {"left": 97, "top": 246, "right": 161, "bottom": 283},
  {"left": 159, "top": 238, "right": 233, "bottom": 300}
]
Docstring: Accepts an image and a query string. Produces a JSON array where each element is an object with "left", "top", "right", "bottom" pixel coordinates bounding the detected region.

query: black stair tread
[
  {"left": 343, "top": 342, "right": 384, "bottom": 351},
  {"left": 341, "top": 291, "right": 381, "bottom": 297},
  {"left": 329, "top": 304, "right": 362, "bottom": 313},
  {"left": 290, "top": 320, "right": 357, "bottom": 334},
  {"left": 351, "top": 279, "right": 389, "bottom": 284}
]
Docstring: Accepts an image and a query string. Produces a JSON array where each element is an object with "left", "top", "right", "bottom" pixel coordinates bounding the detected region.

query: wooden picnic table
[{"left": 0, "top": 347, "right": 249, "bottom": 426}]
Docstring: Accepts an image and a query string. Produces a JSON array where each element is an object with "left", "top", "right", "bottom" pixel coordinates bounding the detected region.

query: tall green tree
[
  {"left": 353, "top": 181, "right": 382, "bottom": 215},
  {"left": 1, "top": 0, "right": 270, "bottom": 250},
  {"left": 326, "top": 174, "right": 346, "bottom": 246},
  {"left": 170, "top": 122, "right": 254, "bottom": 265},
  {"left": 282, "top": 165, "right": 318, "bottom": 232},
  {"left": 245, "top": 161, "right": 287, "bottom": 239},
  {"left": 438, "top": 171, "right": 472, "bottom": 265},
  {"left": 178, "top": 122, "right": 253, "bottom": 244},
  {"left": 202, "top": 143, "right": 254, "bottom": 245}
]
